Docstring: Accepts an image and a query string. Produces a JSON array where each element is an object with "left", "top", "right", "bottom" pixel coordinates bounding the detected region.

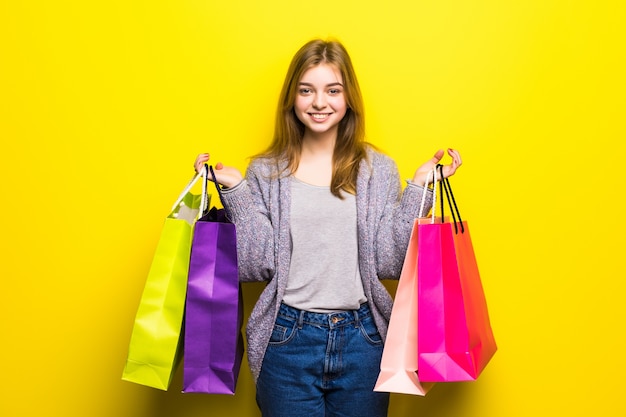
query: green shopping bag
[{"left": 122, "top": 170, "right": 209, "bottom": 390}]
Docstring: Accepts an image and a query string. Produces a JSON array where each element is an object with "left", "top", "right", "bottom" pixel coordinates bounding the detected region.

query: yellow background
[{"left": 1, "top": 1, "right": 625, "bottom": 416}]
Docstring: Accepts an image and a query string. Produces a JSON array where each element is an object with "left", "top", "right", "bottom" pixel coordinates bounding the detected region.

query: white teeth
[{"left": 312, "top": 113, "right": 329, "bottom": 120}]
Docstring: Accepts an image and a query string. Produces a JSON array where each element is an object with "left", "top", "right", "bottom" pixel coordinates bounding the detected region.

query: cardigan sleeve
[
  {"left": 218, "top": 162, "right": 277, "bottom": 283},
  {"left": 369, "top": 152, "right": 434, "bottom": 279}
]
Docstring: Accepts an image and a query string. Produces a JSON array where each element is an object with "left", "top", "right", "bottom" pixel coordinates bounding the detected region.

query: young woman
[{"left": 193, "top": 39, "right": 462, "bottom": 417}]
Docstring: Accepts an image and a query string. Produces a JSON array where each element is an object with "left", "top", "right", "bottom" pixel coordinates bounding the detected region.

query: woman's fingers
[
  {"left": 194, "top": 153, "right": 210, "bottom": 173},
  {"left": 412, "top": 148, "right": 463, "bottom": 184},
  {"left": 439, "top": 148, "right": 462, "bottom": 179}
]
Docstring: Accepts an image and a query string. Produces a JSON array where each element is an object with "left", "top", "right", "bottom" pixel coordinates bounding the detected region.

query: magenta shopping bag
[
  {"left": 416, "top": 166, "right": 496, "bottom": 382},
  {"left": 182, "top": 165, "right": 243, "bottom": 394}
]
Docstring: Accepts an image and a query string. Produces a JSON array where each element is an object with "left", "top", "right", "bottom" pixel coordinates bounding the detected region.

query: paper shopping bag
[
  {"left": 417, "top": 169, "right": 497, "bottom": 382},
  {"left": 374, "top": 218, "right": 435, "bottom": 396},
  {"left": 182, "top": 166, "right": 244, "bottom": 394},
  {"left": 122, "top": 171, "right": 207, "bottom": 390}
]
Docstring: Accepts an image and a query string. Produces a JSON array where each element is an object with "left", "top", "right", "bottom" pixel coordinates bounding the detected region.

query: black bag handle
[
  {"left": 437, "top": 164, "right": 464, "bottom": 234},
  {"left": 207, "top": 164, "right": 233, "bottom": 221}
]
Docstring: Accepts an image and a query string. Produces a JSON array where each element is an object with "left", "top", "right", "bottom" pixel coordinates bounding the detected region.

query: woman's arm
[{"left": 219, "top": 162, "right": 277, "bottom": 283}]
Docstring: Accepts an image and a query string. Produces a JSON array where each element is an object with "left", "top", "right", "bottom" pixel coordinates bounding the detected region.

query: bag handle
[
  {"left": 437, "top": 164, "right": 464, "bottom": 234},
  {"left": 170, "top": 165, "right": 210, "bottom": 222},
  {"left": 200, "top": 164, "right": 209, "bottom": 216},
  {"left": 171, "top": 168, "right": 208, "bottom": 212},
  {"left": 208, "top": 165, "right": 233, "bottom": 221},
  {"left": 418, "top": 165, "right": 439, "bottom": 221}
]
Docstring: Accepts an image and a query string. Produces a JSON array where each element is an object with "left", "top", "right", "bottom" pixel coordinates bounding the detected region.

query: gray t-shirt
[{"left": 282, "top": 177, "right": 367, "bottom": 312}]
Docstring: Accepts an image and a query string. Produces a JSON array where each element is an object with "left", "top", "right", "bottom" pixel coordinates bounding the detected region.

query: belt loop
[
  {"left": 353, "top": 309, "right": 360, "bottom": 328},
  {"left": 298, "top": 310, "right": 305, "bottom": 329}
]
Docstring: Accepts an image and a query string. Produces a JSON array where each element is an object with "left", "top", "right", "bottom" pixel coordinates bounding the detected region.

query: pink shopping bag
[
  {"left": 417, "top": 166, "right": 497, "bottom": 382},
  {"left": 374, "top": 218, "right": 435, "bottom": 395}
]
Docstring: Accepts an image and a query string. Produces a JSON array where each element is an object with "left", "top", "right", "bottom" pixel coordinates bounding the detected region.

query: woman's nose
[{"left": 312, "top": 94, "right": 327, "bottom": 109}]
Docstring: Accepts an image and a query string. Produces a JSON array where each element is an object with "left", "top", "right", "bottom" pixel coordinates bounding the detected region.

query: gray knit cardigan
[{"left": 220, "top": 147, "right": 433, "bottom": 382}]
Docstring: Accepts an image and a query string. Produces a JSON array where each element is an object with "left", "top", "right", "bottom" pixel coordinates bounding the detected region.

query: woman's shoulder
[
  {"left": 246, "top": 155, "right": 289, "bottom": 182},
  {"left": 248, "top": 155, "right": 280, "bottom": 172},
  {"left": 364, "top": 144, "right": 398, "bottom": 172}
]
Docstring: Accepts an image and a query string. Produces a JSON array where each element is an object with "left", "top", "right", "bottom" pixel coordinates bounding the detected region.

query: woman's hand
[
  {"left": 412, "top": 148, "right": 462, "bottom": 186},
  {"left": 194, "top": 153, "right": 243, "bottom": 188}
]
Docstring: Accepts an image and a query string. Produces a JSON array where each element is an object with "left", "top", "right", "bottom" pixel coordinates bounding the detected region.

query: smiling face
[{"left": 294, "top": 63, "right": 348, "bottom": 140}]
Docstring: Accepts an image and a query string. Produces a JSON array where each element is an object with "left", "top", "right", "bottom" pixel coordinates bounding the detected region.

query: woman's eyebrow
[{"left": 298, "top": 82, "right": 344, "bottom": 87}]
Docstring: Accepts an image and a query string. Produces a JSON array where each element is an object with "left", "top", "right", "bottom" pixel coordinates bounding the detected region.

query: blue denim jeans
[{"left": 256, "top": 302, "right": 390, "bottom": 417}]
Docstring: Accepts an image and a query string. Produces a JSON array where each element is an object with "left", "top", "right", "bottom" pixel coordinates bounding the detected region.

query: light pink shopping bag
[{"left": 374, "top": 218, "right": 435, "bottom": 395}]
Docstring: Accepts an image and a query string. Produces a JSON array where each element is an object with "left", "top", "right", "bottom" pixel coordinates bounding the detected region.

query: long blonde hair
[{"left": 258, "top": 39, "right": 368, "bottom": 197}]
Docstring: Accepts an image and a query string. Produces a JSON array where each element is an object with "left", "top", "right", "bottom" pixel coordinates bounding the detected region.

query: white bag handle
[
  {"left": 199, "top": 164, "right": 209, "bottom": 217},
  {"left": 171, "top": 165, "right": 209, "bottom": 220},
  {"left": 417, "top": 166, "right": 439, "bottom": 222}
]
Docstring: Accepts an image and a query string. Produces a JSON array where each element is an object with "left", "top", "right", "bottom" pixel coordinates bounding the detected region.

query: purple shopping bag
[{"left": 182, "top": 166, "right": 243, "bottom": 394}]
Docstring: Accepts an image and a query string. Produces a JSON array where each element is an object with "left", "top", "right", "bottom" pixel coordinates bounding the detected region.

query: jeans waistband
[{"left": 278, "top": 302, "right": 371, "bottom": 328}]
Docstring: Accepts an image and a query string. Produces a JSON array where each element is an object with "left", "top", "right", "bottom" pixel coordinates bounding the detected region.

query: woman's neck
[
  {"left": 302, "top": 127, "right": 337, "bottom": 151},
  {"left": 294, "top": 131, "right": 336, "bottom": 186}
]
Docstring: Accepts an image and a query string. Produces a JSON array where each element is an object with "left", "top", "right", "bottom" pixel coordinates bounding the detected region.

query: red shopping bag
[
  {"left": 374, "top": 218, "right": 435, "bottom": 396},
  {"left": 417, "top": 166, "right": 497, "bottom": 382}
]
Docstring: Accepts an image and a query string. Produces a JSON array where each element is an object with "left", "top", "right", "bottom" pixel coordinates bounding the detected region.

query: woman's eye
[
  {"left": 329, "top": 89, "right": 342, "bottom": 95},
  {"left": 299, "top": 88, "right": 312, "bottom": 95}
]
